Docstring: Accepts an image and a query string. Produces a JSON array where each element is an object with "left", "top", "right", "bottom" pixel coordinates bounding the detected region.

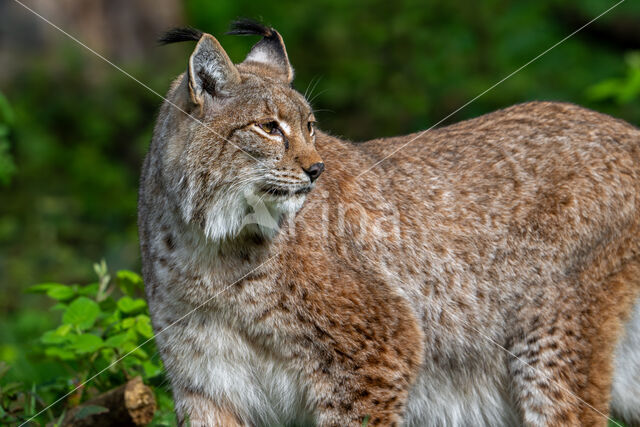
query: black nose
[{"left": 303, "top": 162, "right": 325, "bottom": 182}]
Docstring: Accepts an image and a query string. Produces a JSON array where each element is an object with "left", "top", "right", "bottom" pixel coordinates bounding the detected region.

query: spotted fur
[{"left": 139, "top": 22, "right": 640, "bottom": 427}]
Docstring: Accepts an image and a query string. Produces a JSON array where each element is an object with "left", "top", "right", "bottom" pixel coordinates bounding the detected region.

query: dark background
[{"left": 0, "top": 0, "right": 639, "bottom": 423}]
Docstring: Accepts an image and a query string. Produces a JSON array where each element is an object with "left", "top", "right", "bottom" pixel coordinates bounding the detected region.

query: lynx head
[{"left": 156, "top": 20, "right": 323, "bottom": 243}]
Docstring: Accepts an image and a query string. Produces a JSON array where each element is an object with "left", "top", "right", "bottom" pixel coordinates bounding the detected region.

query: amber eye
[
  {"left": 258, "top": 121, "right": 282, "bottom": 136},
  {"left": 307, "top": 121, "right": 315, "bottom": 135}
]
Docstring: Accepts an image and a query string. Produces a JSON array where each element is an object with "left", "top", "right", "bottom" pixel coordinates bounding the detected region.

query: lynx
[{"left": 138, "top": 20, "right": 640, "bottom": 426}]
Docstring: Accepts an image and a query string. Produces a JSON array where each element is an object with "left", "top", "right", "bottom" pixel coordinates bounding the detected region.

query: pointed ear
[
  {"left": 188, "top": 34, "right": 240, "bottom": 106},
  {"left": 227, "top": 19, "right": 294, "bottom": 84}
]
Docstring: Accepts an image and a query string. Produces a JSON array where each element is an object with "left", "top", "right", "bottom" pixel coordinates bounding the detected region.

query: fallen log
[{"left": 61, "top": 376, "right": 156, "bottom": 426}]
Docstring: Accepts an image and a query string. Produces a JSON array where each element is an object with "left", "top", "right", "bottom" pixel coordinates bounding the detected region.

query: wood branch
[{"left": 61, "top": 376, "right": 156, "bottom": 427}]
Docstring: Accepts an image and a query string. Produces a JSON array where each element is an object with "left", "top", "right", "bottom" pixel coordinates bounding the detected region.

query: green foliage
[
  {"left": 2, "top": 262, "right": 174, "bottom": 426},
  {"left": 185, "top": 0, "right": 640, "bottom": 139},
  {"left": 0, "top": 59, "right": 157, "bottom": 304},
  {"left": 0, "top": 362, "right": 45, "bottom": 425},
  {"left": 588, "top": 52, "right": 640, "bottom": 105}
]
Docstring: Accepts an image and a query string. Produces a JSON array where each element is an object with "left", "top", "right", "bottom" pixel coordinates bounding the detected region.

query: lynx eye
[{"left": 257, "top": 121, "right": 282, "bottom": 136}]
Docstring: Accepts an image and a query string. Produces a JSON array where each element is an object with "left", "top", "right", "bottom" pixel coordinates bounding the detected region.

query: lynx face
[
  {"left": 159, "top": 26, "right": 323, "bottom": 242},
  {"left": 226, "top": 75, "right": 321, "bottom": 200}
]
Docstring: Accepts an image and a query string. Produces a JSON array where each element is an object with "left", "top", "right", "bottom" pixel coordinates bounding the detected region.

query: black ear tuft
[
  {"left": 226, "top": 18, "right": 274, "bottom": 38},
  {"left": 226, "top": 18, "right": 294, "bottom": 83},
  {"left": 158, "top": 27, "right": 204, "bottom": 45}
]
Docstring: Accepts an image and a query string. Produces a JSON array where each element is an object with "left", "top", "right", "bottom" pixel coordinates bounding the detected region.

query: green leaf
[
  {"left": 116, "top": 270, "right": 144, "bottom": 295},
  {"left": 70, "top": 334, "right": 103, "bottom": 354},
  {"left": 63, "top": 297, "right": 101, "bottom": 330},
  {"left": 117, "top": 296, "right": 146, "bottom": 314},
  {"left": 117, "top": 270, "right": 143, "bottom": 284},
  {"left": 104, "top": 332, "right": 129, "bottom": 348},
  {"left": 27, "top": 283, "right": 76, "bottom": 300},
  {"left": 74, "top": 405, "right": 109, "bottom": 420},
  {"left": 41, "top": 331, "right": 65, "bottom": 344},
  {"left": 142, "top": 360, "right": 162, "bottom": 378},
  {"left": 41, "top": 325, "right": 73, "bottom": 345},
  {"left": 77, "top": 283, "right": 100, "bottom": 297},
  {"left": 99, "top": 297, "right": 118, "bottom": 314},
  {"left": 122, "top": 354, "right": 144, "bottom": 370},
  {"left": 121, "top": 317, "right": 136, "bottom": 329},
  {"left": 51, "top": 303, "right": 68, "bottom": 311},
  {"left": 125, "top": 327, "right": 138, "bottom": 342},
  {"left": 122, "top": 342, "right": 148, "bottom": 359},
  {"left": 586, "top": 79, "right": 621, "bottom": 101},
  {"left": 44, "top": 347, "right": 76, "bottom": 361},
  {"left": 135, "top": 315, "right": 153, "bottom": 338},
  {"left": 27, "top": 283, "right": 59, "bottom": 293},
  {"left": 100, "top": 348, "right": 115, "bottom": 362},
  {"left": 48, "top": 286, "right": 77, "bottom": 301},
  {"left": 40, "top": 324, "right": 73, "bottom": 344},
  {"left": 57, "top": 324, "right": 72, "bottom": 335},
  {"left": 102, "top": 310, "right": 121, "bottom": 328}
]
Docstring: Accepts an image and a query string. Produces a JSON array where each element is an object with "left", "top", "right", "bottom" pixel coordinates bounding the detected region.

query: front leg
[
  {"left": 173, "top": 387, "right": 247, "bottom": 427},
  {"left": 508, "top": 317, "right": 586, "bottom": 427},
  {"left": 291, "top": 286, "right": 424, "bottom": 426},
  {"left": 311, "top": 370, "right": 411, "bottom": 427},
  {"left": 151, "top": 312, "right": 256, "bottom": 427},
  {"left": 507, "top": 284, "right": 621, "bottom": 427}
]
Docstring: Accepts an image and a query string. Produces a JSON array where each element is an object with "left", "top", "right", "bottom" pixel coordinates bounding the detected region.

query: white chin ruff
[{"left": 200, "top": 187, "right": 306, "bottom": 242}]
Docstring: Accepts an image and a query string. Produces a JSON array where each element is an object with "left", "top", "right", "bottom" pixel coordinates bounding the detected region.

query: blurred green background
[{"left": 1, "top": 0, "right": 639, "bottom": 424}]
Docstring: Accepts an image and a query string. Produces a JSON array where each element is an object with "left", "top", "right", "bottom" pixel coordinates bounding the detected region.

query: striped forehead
[
  {"left": 263, "top": 94, "right": 310, "bottom": 130},
  {"left": 237, "top": 72, "right": 312, "bottom": 132}
]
